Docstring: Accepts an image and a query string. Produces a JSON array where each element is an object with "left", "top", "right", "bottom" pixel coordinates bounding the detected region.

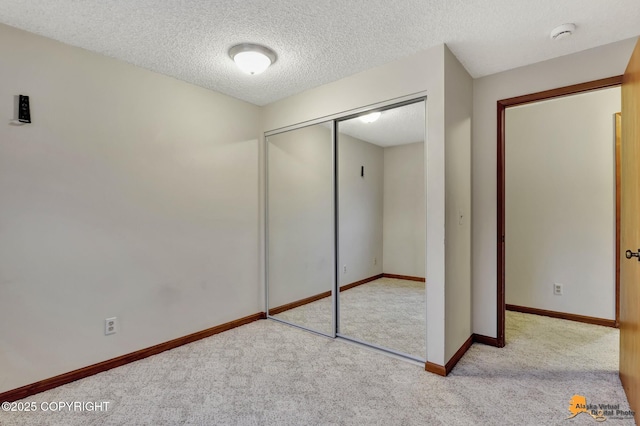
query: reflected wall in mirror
[
  {"left": 266, "top": 122, "right": 334, "bottom": 336},
  {"left": 337, "top": 101, "right": 426, "bottom": 360}
]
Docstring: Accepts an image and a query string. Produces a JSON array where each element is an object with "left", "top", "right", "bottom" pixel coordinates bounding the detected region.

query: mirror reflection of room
[
  {"left": 266, "top": 122, "right": 334, "bottom": 336},
  {"left": 337, "top": 101, "right": 426, "bottom": 360}
]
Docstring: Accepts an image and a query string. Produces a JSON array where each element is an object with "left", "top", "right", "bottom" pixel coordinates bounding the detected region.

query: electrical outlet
[
  {"left": 343, "top": 265, "right": 347, "bottom": 274},
  {"left": 374, "top": 257, "right": 377, "bottom": 265},
  {"left": 105, "top": 317, "right": 118, "bottom": 335},
  {"left": 554, "top": 283, "right": 563, "bottom": 296}
]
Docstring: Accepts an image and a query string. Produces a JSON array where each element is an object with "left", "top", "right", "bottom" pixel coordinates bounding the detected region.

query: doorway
[{"left": 496, "top": 76, "right": 622, "bottom": 347}]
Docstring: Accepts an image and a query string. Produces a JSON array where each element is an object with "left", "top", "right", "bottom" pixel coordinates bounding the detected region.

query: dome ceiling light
[{"left": 229, "top": 43, "right": 277, "bottom": 75}]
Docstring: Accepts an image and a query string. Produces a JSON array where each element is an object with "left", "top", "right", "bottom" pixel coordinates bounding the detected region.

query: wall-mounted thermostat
[{"left": 18, "top": 95, "right": 31, "bottom": 123}]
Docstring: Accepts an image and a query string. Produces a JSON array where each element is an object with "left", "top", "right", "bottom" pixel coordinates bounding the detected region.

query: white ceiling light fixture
[
  {"left": 229, "top": 43, "right": 277, "bottom": 75},
  {"left": 550, "top": 23, "right": 576, "bottom": 41},
  {"left": 360, "top": 112, "right": 381, "bottom": 123}
]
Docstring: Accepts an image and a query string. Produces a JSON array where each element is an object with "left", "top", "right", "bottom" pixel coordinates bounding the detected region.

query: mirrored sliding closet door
[
  {"left": 336, "top": 100, "right": 427, "bottom": 361},
  {"left": 266, "top": 122, "right": 335, "bottom": 337}
]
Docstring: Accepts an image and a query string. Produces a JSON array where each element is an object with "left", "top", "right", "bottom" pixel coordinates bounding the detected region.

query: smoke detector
[{"left": 550, "top": 23, "right": 576, "bottom": 41}]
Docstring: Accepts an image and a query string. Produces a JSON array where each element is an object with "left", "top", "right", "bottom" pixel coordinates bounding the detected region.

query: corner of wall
[{"left": 443, "top": 45, "right": 473, "bottom": 362}]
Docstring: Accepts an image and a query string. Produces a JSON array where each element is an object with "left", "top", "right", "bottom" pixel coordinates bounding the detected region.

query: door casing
[{"left": 496, "top": 76, "right": 623, "bottom": 347}]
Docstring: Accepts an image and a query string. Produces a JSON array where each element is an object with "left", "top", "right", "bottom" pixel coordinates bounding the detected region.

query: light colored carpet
[
  {"left": 2, "top": 312, "right": 634, "bottom": 425},
  {"left": 273, "top": 278, "right": 426, "bottom": 359}
]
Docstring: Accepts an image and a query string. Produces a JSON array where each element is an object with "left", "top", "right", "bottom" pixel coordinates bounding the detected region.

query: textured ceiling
[
  {"left": 337, "top": 102, "right": 425, "bottom": 148},
  {"left": 0, "top": 1, "right": 638, "bottom": 106}
]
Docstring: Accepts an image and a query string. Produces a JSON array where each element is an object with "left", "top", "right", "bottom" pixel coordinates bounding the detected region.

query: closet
[{"left": 266, "top": 97, "right": 426, "bottom": 362}]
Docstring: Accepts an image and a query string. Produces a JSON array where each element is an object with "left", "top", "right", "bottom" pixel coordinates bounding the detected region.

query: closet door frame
[
  {"left": 334, "top": 96, "right": 427, "bottom": 363},
  {"left": 264, "top": 91, "right": 428, "bottom": 347},
  {"left": 264, "top": 120, "right": 336, "bottom": 338}
]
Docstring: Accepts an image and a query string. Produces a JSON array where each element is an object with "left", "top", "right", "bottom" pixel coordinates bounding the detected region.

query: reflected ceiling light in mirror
[
  {"left": 229, "top": 43, "right": 277, "bottom": 75},
  {"left": 359, "top": 112, "right": 381, "bottom": 123}
]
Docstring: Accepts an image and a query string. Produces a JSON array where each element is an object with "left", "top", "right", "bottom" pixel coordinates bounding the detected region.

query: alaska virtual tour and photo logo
[{"left": 566, "top": 395, "right": 635, "bottom": 422}]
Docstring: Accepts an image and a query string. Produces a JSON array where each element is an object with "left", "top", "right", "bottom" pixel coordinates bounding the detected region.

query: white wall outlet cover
[{"left": 105, "top": 317, "right": 118, "bottom": 335}]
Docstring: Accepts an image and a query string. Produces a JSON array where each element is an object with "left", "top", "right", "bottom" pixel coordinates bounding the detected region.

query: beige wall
[
  {"left": 0, "top": 24, "right": 262, "bottom": 393},
  {"left": 383, "top": 142, "right": 425, "bottom": 278},
  {"left": 339, "top": 134, "right": 384, "bottom": 285},
  {"left": 472, "top": 37, "right": 637, "bottom": 338},
  {"left": 505, "top": 87, "right": 620, "bottom": 320},
  {"left": 266, "top": 124, "right": 334, "bottom": 308},
  {"left": 444, "top": 46, "right": 473, "bottom": 361}
]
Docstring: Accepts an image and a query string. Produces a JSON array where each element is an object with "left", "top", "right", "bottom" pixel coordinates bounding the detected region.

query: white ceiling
[
  {"left": 0, "top": 1, "right": 638, "bottom": 106},
  {"left": 337, "top": 102, "right": 425, "bottom": 148}
]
